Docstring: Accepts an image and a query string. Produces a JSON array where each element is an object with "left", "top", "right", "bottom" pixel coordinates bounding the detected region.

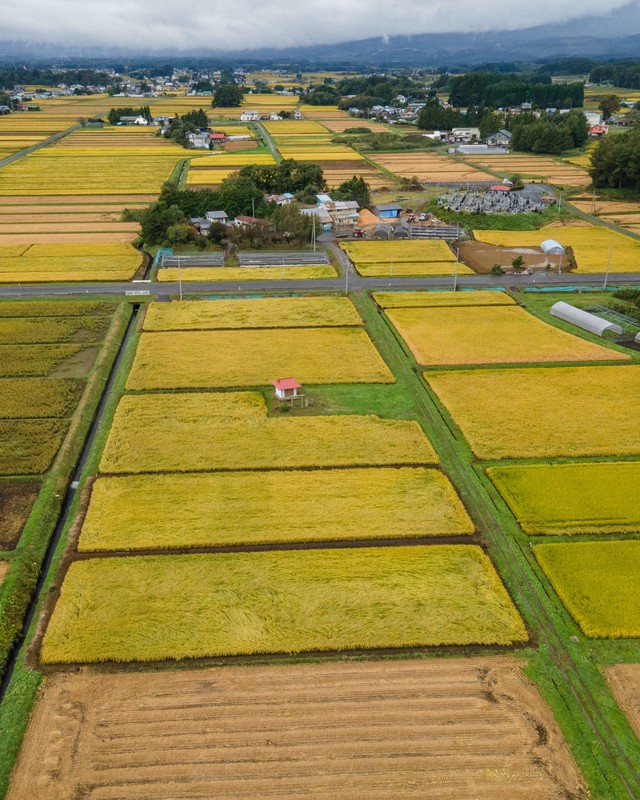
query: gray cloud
[{"left": 2, "top": 0, "right": 637, "bottom": 50}]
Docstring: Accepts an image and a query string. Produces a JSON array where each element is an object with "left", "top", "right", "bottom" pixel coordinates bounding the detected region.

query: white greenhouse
[
  {"left": 541, "top": 239, "right": 566, "bottom": 255},
  {"left": 550, "top": 302, "right": 623, "bottom": 337}
]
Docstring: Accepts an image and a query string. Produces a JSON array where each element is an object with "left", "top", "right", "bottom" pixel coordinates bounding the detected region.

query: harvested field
[
  {"left": 7, "top": 658, "right": 586, "bottom": 800},
  {"left": 0, "top": 480, "right": 39, "bottom": 549},
  {"left": 488, "top": 462, "right": 640, "bottom": 536},
  {"left": 461, "top": 154, "right": 588, "bottom": 187},
  {"left": 0, "top": 378, "right": 82, "bottom": 419},
  {"left": 0, "top": 344, "right": 91, "bottom": 377},
  {"left": 0, "top": 419, "right": 67, "bottom": 475},
  {"left": 460, "top": 240, "right": 563, "bottom": 274},
  {"left": 100, "top": 392, "right": 438, "bottom": 473},
  {"left": 158, "top": 264, "right": 337, "bottom": 281},
  {"left": 0, "top": 316, "right": 111, "bottom": 344},
  {"left": 374, "top": 290, "right": 515, "bottom": 308},
  {"left": 0, "top": 194, "right": 156, "bottom": 204},
  {"left": 42, "top": 545, "right": 526, "bottom": 663},
  {"left": 535, "top": 541, "right": 640, "bottom": 638},
  {"left": 370, "top": 152, "right": 494, "bottom": 182},
  {"left": 571, "top": 198, "right": 639, "bottom": 215},
  {"left": 79, "top": 467, "right": 473, "bottom": 551},
  {"left": 425, "top": 365, "right": 640, "bottom": 459},
  {"left": 127, "top": 328, "right": 394, "bottom": 389},
  {"left": 387, "top": 305, "right": 626, "bottom": 366},
  {"left": 143, "top": 296, "right": 362, "bottom": 330},
  {"left": 605, "top": 665, "right": 640, "bottom": 742}
]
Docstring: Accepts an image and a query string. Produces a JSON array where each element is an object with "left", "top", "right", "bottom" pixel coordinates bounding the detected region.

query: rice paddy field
[
  {"left": 186, "top": 152, "right": 275, "bottom": 186},
  {"left": 79, "top": 467, "right": 473, "bottom": 551},
  {"left": 127, "top": 327, "right": 394, "bottom": 389},
  {"left": 374, "top": 290, "right": 515, "bottom": 308},
  {"left": 369, "top": 152, "right": 494, "bottom": 182},
  {"left": 386, "top": 305, "right": 628, "bottom": 366},
  {"left": 425, "top": 365, "right": 640, "bottom": 459},
  {"left": 461, "top": 154, "right": 589, "bottom": 187},
  {"left": 473, "top": 225, "right": 640, "bottom": 273},
  {"left": 341, "top": 239, "right": 473, "bottom": 277},
  {"left": 488, "top": 461, "right": 640, "bottom": 536},
  {"left": 535, "top": 541, "right": 640, "bottom": 638},
  {"left": 158, "top": 263, "right": 338, "bottom": 281},
  {"left": 41, "top": 545, "right": 526, "bottom": 663},
  {"left": 100, "top": 391, "right": 437, "bottom": 473},
  {"left": 0, "top": 242, "right": 142, "bottom": 282},
  {"left": 143, "top": 296, "right": 363, "bottom": 330},
  {"left": 299, "top": 105, "right": 390, "bottom": 133}
]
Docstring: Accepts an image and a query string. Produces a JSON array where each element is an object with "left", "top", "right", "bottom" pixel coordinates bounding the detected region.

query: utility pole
[
  {"left": 345, "top": 257, "right": 349, "bottom": 296},
  {"left": 177, "top": 255, "right": 183, "bottom": 301},
  {"left": 389, "top": 256, "right": 394, "bottom": 287},
  {"left": 604, "top": 245, "right": 613, "bottom": 290},
  {"left": 453, "top": 248, "right": 459, "bottom": 291},
  {"left": 312, "top": 213, "right": 316, "bottom": 252},
  {"left": 558, "top": 252, "right": 563, "bottom": 276}
]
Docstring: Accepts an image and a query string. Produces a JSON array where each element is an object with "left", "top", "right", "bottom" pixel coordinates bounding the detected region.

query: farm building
[
  {"left": 205, "top": 210, "right": 229, "bottom": 223},
  {"left": 541, "top": 240, "right": 566, "bottom": 255},
  {"left": 484, "top": 130, "right": 512, "bottom": 147},
  {"left": 240, "top": 111, "right": 260, "bottom": 122},
  {"left": 373, "top": 203, "right": 403, "bottom": 219},
  {"left": 272, "top": 378, "right": 303, "bottom": 402},
  {"left": 550, "top": 302, "right": 623, "bottom": 337}
]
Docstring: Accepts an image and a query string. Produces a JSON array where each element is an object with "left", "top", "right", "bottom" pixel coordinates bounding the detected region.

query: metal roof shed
[
  {"left": 541, "top": 239, "right": 566, "bottom": 255},
  {"left": 550, "top": 302, "right": 623, "bottom": 337}
]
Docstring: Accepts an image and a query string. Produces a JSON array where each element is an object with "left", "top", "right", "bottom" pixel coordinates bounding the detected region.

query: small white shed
[
  {"left": 272, "top": 378, "right": 303, "bottom": 401},
  {"left": 541, "top": 239, "right": 566, "bottom": 256}
]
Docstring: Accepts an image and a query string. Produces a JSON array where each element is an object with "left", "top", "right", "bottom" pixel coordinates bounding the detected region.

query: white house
[
  {"left": 272, "top": 378, "right": 303, "bottom": 402},
  {"left": 240, "top": 110, "right": 260, "bottom": 122}
]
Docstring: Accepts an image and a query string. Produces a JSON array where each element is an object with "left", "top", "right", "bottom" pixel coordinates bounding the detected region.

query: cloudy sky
[{"left": 3, "top": 0, "right": 639, "bottom": 50}]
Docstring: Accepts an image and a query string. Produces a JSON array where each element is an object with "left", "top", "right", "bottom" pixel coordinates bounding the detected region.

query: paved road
[{"left": 254, "top": 122, "right": 281, "bottom": 163}]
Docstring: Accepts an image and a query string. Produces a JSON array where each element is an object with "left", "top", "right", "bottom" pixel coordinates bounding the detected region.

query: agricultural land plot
[
  {"left": 459, "top": 239, "right": 563, "bottom": 274},
  {"left": 0, "top": 344, "right": 97, "bottom": 378},
  {"left": 0, "top": 378, "right": 82, "bottom": 419},
  {"left": 186, "top": 153, "right": 276, "bottom": 187},
  {"left": 320, "top": 160, "right": 392, "bottom": 189},
  {"left": 0, "top": 562, "right": 6, "bottom": 584},
  {"left": 100, "top": 392, "right": 438, "bottom": 473},
  {"left": 473, "top": 225, "right": 640, "bottom": 273},
  {"left": 7, "top": 658, "right": 587, "bottom": 800},
  {"left": 42, "top": 545, "right": 526, "bottom": 663},
  {"left": 369, "top": 152, "right": 494, "bottom": 182},
  {"left": 143, "top": 296, "right": 363, "bottom": 330},
  {"left": 341, "top": 239, "right": 472, "bottom": 277},
  {"left": 127, "top": 327, "right": 394, "bottom": 389},
  {"left": 374, "top": 290, "right": 515, "bottom": 308},
  {"left": 157, "top": 263, "right": 337, "bottom": 281},
  {"left": 425, "top": 365, "right": 640, "bottom": 459},
  {"left": 535, "top": 541, "right": 640, "bottom": 638},
  {"left": 0, "top": 480, "right": 40, "bottom": 549},
  {"left": 300, "top": 104, "right": 391, "bottom": 132},
  {"left": 386, "top": 305, "right": 628, "bottom": 366},
  {"left": 488, "top": 461, "right": 640, "bottom": 536},
  {"left": 571, "top": 196, "right": 640, "bottom": 216},
  {"left": 0, "top": 315, "right": 111, "bottom": 343},
  {"left": 78, "top": 467, "right": 473, "bottom": 551},
  {"left": 605, "top": 665, "right": 640, "bottom": 742},
  {"left": 0, "top": 420, "right": 68, "bottom": 476},
  {"left": 460, "top": 154, "right": 589, "bottom": 187},
  {"left": 0, "top": 242, "right": 142, "bottom": 282}
]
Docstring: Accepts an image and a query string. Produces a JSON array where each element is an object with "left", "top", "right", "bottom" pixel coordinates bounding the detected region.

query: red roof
[
  {"left": 490, "top": 184, "right": 510, "bottom": 192},
  {"left": 272, "top": 378, "right": 302, "bottom": 390},
  {"left": 209, "top": 132, "right": 225, "bottom": 139}
]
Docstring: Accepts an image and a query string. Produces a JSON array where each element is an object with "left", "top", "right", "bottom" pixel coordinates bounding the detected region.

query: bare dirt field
[
  {"left": 0, "top": 561, "right": 7, "bottom": 584},
  {"left": 605, "top": 664, "right": 640, "bottom": 741},
  {"left": 459, "top": 241, "right": 564, "bottom": 273},
  {"left": 8, "top": 657, "right": 587, "bottom": 800}
]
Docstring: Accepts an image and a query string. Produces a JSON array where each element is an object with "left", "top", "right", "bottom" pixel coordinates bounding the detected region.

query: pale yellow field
[
  {"left": 100, "top": 391, "right": 438, "bottom": 473},
  {"left": 127, "top": 327, "right": 394, "bottom": 389},
  {"left": 370, "top": 152, "right": 494, "bottom": 182},
  {"left": 473, "top": 226, "right": 640, "bottom": 273},
  {"left": 387, "top": 306, "right": 627, "bottom": 366},
  {"left": 263, "top": 121, "right": 329, "bottom": 135},
  {"left": 342, "top": 240, "right": 457, "bottom": 264},
  {"left": 0, "top": 242, "right": 141, "bottom": 282},
  {"left": 143, "top": 296, "right": 362, "bottom": 330},
  {"left": 461, "top": 154, "right": 588, "bottom": 187},
  {"left": 158, "top": 264, "right": 337, "bottom": 281},
  {"left": 425, "top": 365, "right": 640, "bottom": 459},
  {"left": 79, "top": 467, "right": 473, "bottom": 551},
  {"left": 374, "top": 291, "right": 515, "bottom": 308}
]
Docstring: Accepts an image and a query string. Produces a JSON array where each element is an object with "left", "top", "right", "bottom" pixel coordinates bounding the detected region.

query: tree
[
  {"left": 140, "top": 203, "right": 187, "bottom": 244},
  {"left": 213, "top": 83, "right": 243, "bottom": 108},
  {"left": 332, "top": 176, "right": 371, "bottom": 209},
  {"left": 511, "top": 256, "right": 525, "bottom": 270},
  {"left": 490, "top": 264, "right": 505, "bottom": 275},
  {"left": 599, "top": 95, "right": 621, "bottom": 122},
  {"left": 272, "top": 203, "right": 313, "bottom": 245}
]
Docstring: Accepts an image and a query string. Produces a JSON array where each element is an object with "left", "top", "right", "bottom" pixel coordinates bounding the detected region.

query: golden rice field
[
  {"left": 473, "top": 226, "right": 640, "bottom": 273},
  {"left": 374, "top": 290, "right": 515, "bottom": 308},
  {"left": 425, "top": 365, "right": 640, "bottom": 459},
  {"left": 461, "top": 154, "right": 588, "bottom": 187},
  {"left": 341, "top": 239, "right": 473, "bottom": 277},
  {"left": 535, "top": 541, "right": 640, "bottom": 638},
  {"left": 100, "top": 391, "right": 438, "bottom": 473},
  {"left": 263, "top": 120, "right": 329, "bottom": 135},
  {"left": 0, "top": 299, "right": 117, "bottom": 317},
  {"left": 0, "top": 378, "right": 81, "bottom": 419},
  {"left": 0, "top": 315, "right": 110, "bottom": 344},
  {"left": 370, "top": 152, "right": 494, "bottom": 182},
  {"left": 322, "top": 162, "right": 391, "bottom": 189},
  {"left": 0, "top": 420, "right": 68, "bottom": 475},
  {"left": 0, "top": 343, "right": 94, "bottom": 378},
  {"left": 278, "top": 147, "right": 364, "bottom": 161},
  {"left": 186, "top": 152, "right": 276, "bottom": 185},
  {"left": 127, "top": 327, "right": 395, "bottom": 389},
  {"left": 488, "top": 461, "right": 640, "bottom": 536},
  {"left": 158, "top": 264, "right": 337, "bottom": 281},
  {"left": 0, "top": 243, "right": 141, "bottom": 282},
  {"left": 387, "top": 305, "right": 627, "bottom": 366},
  {"left": 143, "top": 296, "right": 363, "bottom": 330},
  {"left": 41, "top": 545, "right": 526, "bottom": 663},
  {"left": 79, "top": 467, "right": 473, "bottom": 551}
]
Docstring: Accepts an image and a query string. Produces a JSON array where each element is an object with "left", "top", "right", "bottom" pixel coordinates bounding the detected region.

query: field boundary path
[
  {"left": 0, "top": 125, "right": 81, "bottom": 169},
  {"left": 254, "top": 122, "right": 281, "bottom": 163},
  {"left": 353, "top": 291, "right": 640, "bottom": 799}
]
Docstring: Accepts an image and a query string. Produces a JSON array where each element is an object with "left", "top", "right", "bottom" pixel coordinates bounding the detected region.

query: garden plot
[
  {"left": 535, "top": 541, "right": 640, "bottom": 638},
  {"left": 127, "top": 327, "right": 394, "bottom": 389},
  {"left": 488, "top": 462, "right": 640, "bottom": 536},
  {"left": 8, "top": 658, "right": 585, "bottom": 800},
  {"left": 425, "top": 365, "right": 640, "bottom": 459},
  {"left": 387, "top": 305, "right": 627, "bottom": 366},
  {"left": 42, "top": 545, "right": 526, "bottom": 663}
]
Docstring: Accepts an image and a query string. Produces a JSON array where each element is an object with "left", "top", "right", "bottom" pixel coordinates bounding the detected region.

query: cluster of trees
[
  {"left": 590, "top": 126, "right": 640, "bottom": 190},
  {"left": 237, "top": 159, "right": 325, "bottom": 195},
  {"left": 107, "top": 106, "right": 152, "bottom": 124},
  {"left": 212, "top": 82, "right": 244, "bottom": 108},
  {"left": 510, "top": 110, "right": 589, "bottom": 154},
  {"left": 446, "top": 72, "right": 584, "bottom": 109},
  {"left": 162, "top": 109, "right": 209, "bottom": 145},
  {"left": 0, "top": 67, "right": 111, "bottom": 89},
  {"left": 589, "top": 61, "right": 640, "bottom": 89}
]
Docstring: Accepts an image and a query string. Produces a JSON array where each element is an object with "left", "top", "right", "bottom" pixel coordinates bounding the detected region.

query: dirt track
[
  {"left": 605, "top": 664, "right": 640, "bottom": 740},
  {"left": 8, "top": 657, "right": 587, "bottom": 800}
]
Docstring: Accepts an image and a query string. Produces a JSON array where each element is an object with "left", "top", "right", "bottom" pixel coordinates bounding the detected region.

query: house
[
  {"left": 265, "top": 192, "right": 294, "bottom": 205},
  {"left": 300, "top": 205, "right": 333, "bottom": 231},
  {"left": 372, "top": 203, "right": 402, "bottom": 219},
  {"left": 292, "top": 110, "right": 304, "bottom": 120},
  {"left": 272, "top": 378, "right": 303, "bottom": 402},
  {"left": 590, "top": 124, "right": 609, "bottom": 137},
  {"left": 240, "top": 110, "right": 260, "bottom": 122},
  {"left": 209, "top": 132, "right": 226, "bottom": 143},
  {"left": 585, "top": 111, "right": 603, "bottom": 127},
  {"left": 190, "top": 217, "right": 213, "bottom": 234},
  {"left": 232, "top": 215, "right": 276, "bottom": 232},
  {"left": 489, "top": 184, "right": 510, "bottom": 193},
  {"left": 0, "top": 105, "right": 10, "bottom": 115},
  {"left": 484, "top": 129, "right": 512, "bottom": 148},
  {"left": 205, "top": 210, "right": 228, "bottom": 223},
  {"left": 451, "top": 127, "right": 481, "bottom": 142},
  {"left": 521, "top": 102, "right": 533, "bottom": 111},
  {"left": 186, "top": 132, "right": 210, "bottom": 149},
  {"left": 269, "top": 112, "right": 282, "bottom": 121}
]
